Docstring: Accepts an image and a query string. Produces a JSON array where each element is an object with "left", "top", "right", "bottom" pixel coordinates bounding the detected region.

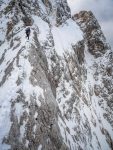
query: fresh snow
[
  {"left": 0, "top": 63, "right": 19, "bottom": 148},
  {"left": 33, "top": 15, "right": 50, "bottom": 43},
  {"left": 52, "top": 19, "right": 83, "bottom": 56},
  {"left": 38, "top": 144, "right": 42, "bottom": 150}
]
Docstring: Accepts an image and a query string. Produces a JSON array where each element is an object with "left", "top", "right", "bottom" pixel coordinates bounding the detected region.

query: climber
[{"left": 25, "top": 27, "right": 31, "bottom": 40}]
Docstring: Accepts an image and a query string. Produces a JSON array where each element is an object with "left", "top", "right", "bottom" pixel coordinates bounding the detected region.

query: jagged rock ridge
[{"left": 0, "top": 0, "right": 113, "bottom": 150}]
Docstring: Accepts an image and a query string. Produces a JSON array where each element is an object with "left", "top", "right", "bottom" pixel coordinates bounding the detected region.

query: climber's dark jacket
[{"left": 26, "top": 27, "right": 30, "bottom": 40}]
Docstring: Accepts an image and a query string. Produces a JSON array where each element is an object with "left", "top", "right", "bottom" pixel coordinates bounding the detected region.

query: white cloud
[{"left": 67, "top": 0, "right": 113, "bottom": 49}]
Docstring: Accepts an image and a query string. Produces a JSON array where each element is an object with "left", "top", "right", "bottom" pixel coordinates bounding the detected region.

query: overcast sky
[{"left": 67, "top": 0, "right": 113, "bottom": 49}]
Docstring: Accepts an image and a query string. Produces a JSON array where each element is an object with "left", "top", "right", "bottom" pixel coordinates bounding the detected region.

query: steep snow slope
[
  {"left": 52, "top": 18, "right": 83, "bottom": 56},
  {"left": 0, "top": 0, "right": 113, "bottom": 150}
]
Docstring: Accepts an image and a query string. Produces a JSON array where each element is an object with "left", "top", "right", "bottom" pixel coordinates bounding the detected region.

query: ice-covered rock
[{"left": 0, "top": 1, "right": 113, "bottom": 150}]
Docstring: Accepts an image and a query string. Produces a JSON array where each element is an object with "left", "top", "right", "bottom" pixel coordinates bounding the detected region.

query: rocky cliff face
[{"left": 0, "top": 0, "right": 113, "bottom": 150}]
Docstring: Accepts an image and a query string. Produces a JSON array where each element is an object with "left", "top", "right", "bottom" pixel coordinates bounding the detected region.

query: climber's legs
[{"left": 26, "top": 33, "right": 29, "bottom": 40}]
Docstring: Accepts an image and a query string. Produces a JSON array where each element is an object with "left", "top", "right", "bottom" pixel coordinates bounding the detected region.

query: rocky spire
[{"left": 73, "top": 11, "right": 110, "bottom": 57}]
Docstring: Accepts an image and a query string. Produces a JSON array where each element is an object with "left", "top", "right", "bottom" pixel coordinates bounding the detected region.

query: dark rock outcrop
[{"left": 73, "top": 11, "right": 110, "bottom": 57}]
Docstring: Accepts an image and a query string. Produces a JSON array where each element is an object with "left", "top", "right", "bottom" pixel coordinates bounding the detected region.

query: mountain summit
[{"left": 0, "top": 0, "right": 113, "bottom": 150}]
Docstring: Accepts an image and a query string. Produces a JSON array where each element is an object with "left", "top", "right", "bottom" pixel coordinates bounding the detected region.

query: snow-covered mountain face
[{"left": 0, "top": 0, "right": 113, "bottom": 150}]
